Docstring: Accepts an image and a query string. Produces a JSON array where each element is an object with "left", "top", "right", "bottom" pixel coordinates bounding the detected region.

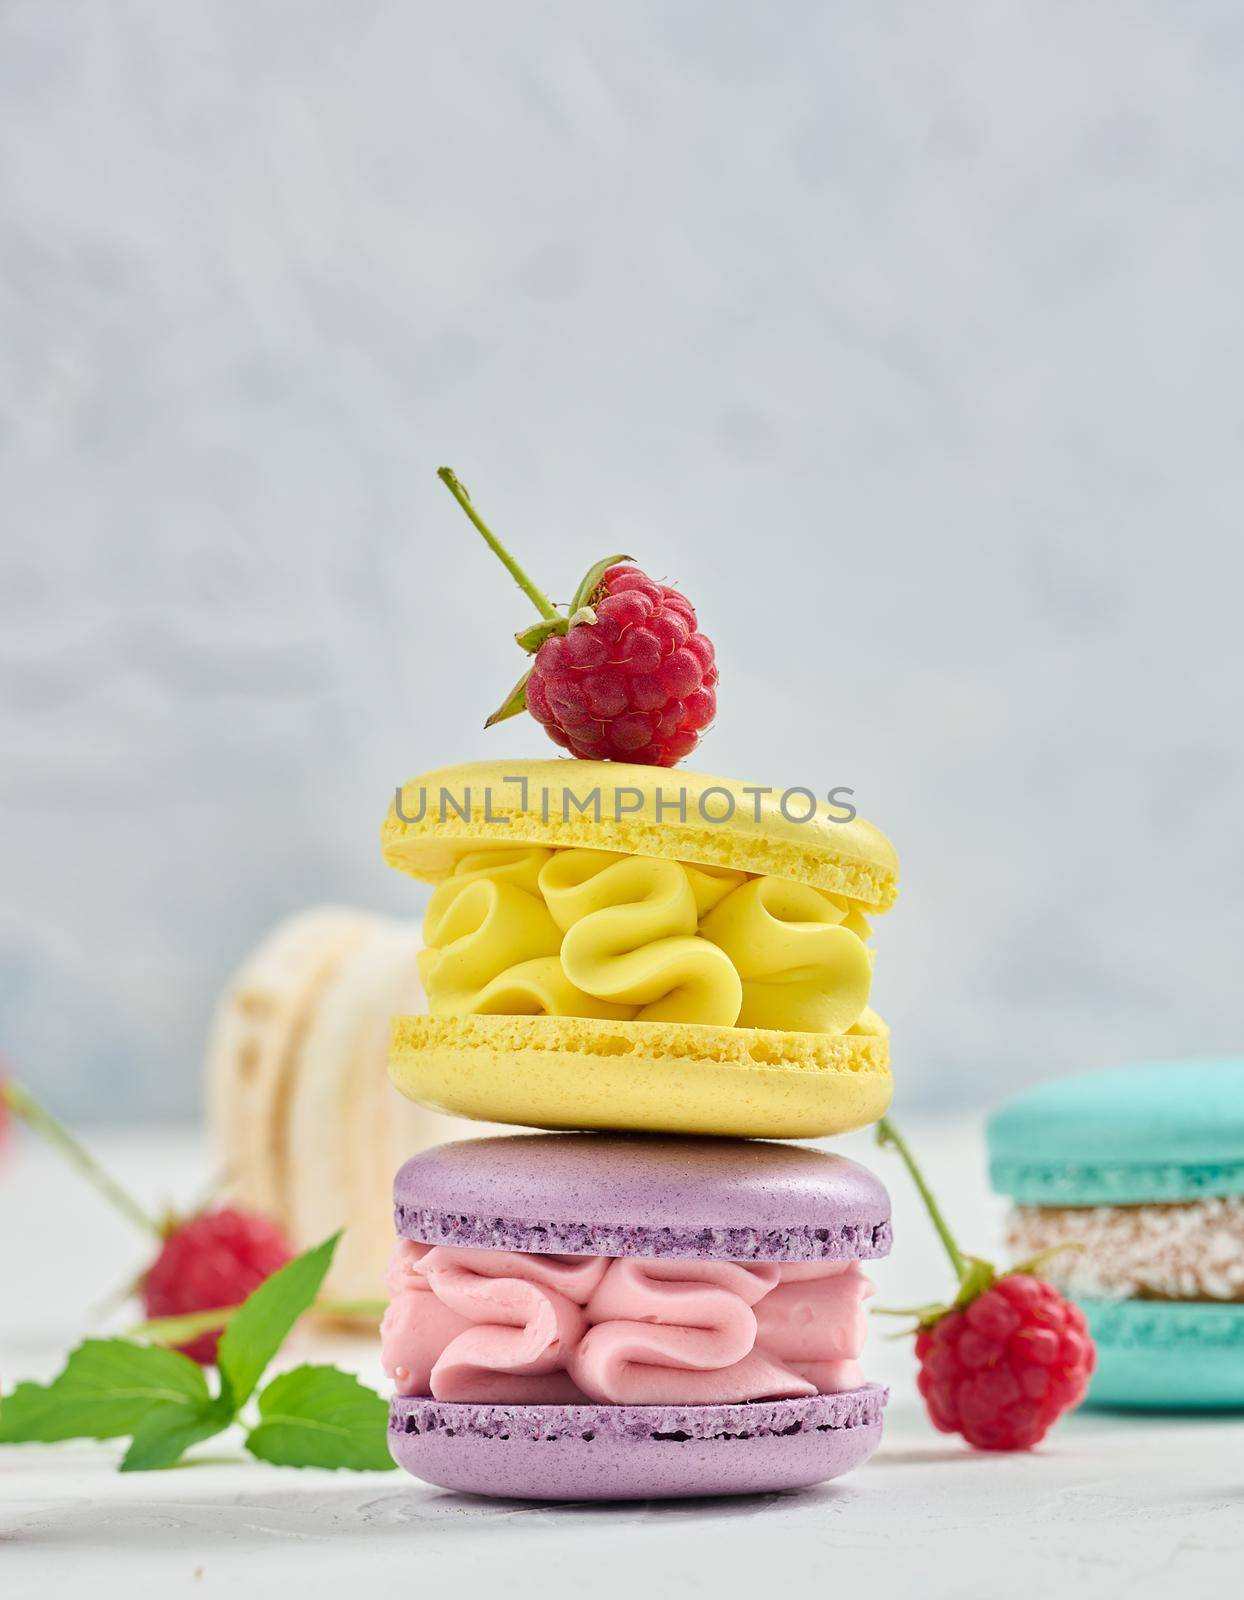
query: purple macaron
[{"left": 386, "top": 1133, "right": 891, "bottom": 1501}]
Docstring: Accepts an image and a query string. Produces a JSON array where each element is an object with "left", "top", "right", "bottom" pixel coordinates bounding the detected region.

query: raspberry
[
  {"left": 1, "top": 1082, "right": 299, "bottom": 1369},
  {"left": 143, "top": 1207, "right": 294, "bottom": 1366},
  {"left": 876, "top": 1117, "right": 1097, "bottom": 1453},
  {"left": 436, "top": 469, "right": 720, "bottom": 768},
  {"left": 914, "top": 1275, "right": 1095, "bottom": 1450},
  {"left": 526, "top": 564, "right": 718, "bottom": 766}
]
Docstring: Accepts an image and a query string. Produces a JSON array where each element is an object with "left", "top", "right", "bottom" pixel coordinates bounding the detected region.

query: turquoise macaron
[{"left": 987, "top": 1060, "right": 1244, "bottom": 1410}]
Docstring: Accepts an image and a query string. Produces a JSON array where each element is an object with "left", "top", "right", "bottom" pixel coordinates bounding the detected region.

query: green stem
[
  {"left": 876, "top": 1115, "right": 969, "bottom": 1287},
  {"left": 320, "top": 1298, "right": 390, "bottom": 1320},
  {"left": 872, "top": 1303, "right": 949, "bottom": 1319},
  {"left": 128, "top": 1298, "right": 389, "bottom": 1346},
  {"left": 437, "top": 467, "right": 559, "bottom": 621},
  {"left": 2, "top": 1080, "right": 163, "bottom": 1239}
]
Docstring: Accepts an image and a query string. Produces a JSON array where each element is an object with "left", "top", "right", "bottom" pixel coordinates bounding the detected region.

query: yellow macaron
[{"left": 382, "top": 759, "right": 899, "bottom": 1138}]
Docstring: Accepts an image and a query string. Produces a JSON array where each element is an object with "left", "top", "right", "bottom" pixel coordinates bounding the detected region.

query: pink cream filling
[{"left": 381, "top": 1240, "right": 873, "bottom": 1405}]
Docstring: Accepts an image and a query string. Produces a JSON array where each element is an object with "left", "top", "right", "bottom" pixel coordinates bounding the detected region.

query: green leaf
[
  {"left": 514, "top": 617, "right": 567, "bottom": 654},
  {"left": 120, "top": 1399, "right": 230, "bottom": 1472},
  {"left": 0, "top": 1340, "right": 210, "bottom": 1444},
  {"left": 245, "top": 1366, "right": 395, "bottom": 1472},
  {"left": 484, "top": 663, "right": 534, "bottom": 729},
  {"left": 570, "top": 553, "right": 633, "bottom": 614},
  {"left": 216, "top": 1233, "right": 341, "bottom": 1412}
]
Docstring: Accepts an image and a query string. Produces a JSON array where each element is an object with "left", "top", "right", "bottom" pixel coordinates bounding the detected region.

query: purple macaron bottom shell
[{"left": 389, "top": 1385, "right": 887, "bottom": 1501}]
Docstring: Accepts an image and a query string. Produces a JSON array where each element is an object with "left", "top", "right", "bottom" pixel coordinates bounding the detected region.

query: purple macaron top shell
[{"left": 394, "top": 1133, "right": 892, "bottom": 1262}]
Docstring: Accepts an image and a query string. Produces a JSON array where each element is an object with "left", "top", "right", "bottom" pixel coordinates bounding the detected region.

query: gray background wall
[{"left": 3, "top": 1, "right": 1241, "bottom": 1120}]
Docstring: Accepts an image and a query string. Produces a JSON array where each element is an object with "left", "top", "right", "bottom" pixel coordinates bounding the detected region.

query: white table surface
[{"left": 2, "top": 1119, "right": 1241, "bottom": 1597}]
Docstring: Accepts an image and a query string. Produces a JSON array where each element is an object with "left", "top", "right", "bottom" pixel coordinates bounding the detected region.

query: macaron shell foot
[
  {"left": 1079, "top": 1299, "right": 1244, "bottom": 1410},
  {"left": 390, "top": 1013, "right": 892, "bottom": 1139},
  {"left": 389, "top": 1388, "right": 887, "bottom": 1501}
]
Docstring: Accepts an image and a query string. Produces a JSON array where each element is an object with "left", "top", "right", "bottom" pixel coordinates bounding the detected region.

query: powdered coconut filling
[{"left": 1008, "top": 1196, "right": 1244, "bottom": 1302}]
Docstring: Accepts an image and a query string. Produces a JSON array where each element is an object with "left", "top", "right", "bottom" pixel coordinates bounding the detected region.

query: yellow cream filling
[{"left": 418, "top": 845, "right": 883, "bottom": 1037}]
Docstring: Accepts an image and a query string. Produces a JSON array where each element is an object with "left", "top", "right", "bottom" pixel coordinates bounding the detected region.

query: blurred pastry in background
[{"left": 206, "top": 907, "right": 505, "bottom": 1307}]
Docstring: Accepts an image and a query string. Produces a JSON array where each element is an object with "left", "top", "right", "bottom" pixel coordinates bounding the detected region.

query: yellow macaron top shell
[{"left": 383, "top": 759, "right": 899, "bottom": 911}]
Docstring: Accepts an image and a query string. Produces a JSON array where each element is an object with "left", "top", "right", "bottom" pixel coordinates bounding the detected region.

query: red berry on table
[
  {"left": 437, "top": 469, "right": 718, "bottom": 768},
  {"left": 143, "top": 1207, "right": 294, "bottom": 1366},
  {"left": 877, "top": 1118, "right": 1096, "bottom": 1453},
  {"left": 914, "top": 1274, "right": 1094, "bottom": 1450},
  {"left": 1, "top": 1081, "right": 296, "bottom": 1367}
]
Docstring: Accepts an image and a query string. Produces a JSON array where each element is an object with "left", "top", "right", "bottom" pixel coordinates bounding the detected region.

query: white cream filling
[{"left": 1008, "top": 1196, "right": 1244, "bottom": 1302}]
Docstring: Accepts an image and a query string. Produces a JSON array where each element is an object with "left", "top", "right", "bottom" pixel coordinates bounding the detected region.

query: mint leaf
[
  {"left": 0, "top": 1340, "right": 210, "bottom": 1444},
  {"left": 245, "top": 1365, "right": 395, "bottom": 1472},
  {"left": 0, "top": 1236, "right": 352, "bottom": 1474},
  {"left": 120, "top": 1399, "right": 230, "bottom": 1473},
  {"left": 216, "top": 1233, "right": 340, "bottom": 1411}
]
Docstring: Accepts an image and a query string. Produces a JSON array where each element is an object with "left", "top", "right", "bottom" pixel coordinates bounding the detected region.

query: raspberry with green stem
[
  {"left": 437, "top": 467, "right": 719, "bottom": 766},
  {"left": 0, "top": 1081, "right": 380, "bottom": 1369},
  {"left": 876, "top": 1115, "right": 1095, "bottom": 1451}
]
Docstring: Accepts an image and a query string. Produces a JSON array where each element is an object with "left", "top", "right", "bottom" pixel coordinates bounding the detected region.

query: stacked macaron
[
  {"left": 377, "top": 760, "right": 901, "bottom": 1498},
  {"left": 988, "top": 1060, "right": 1244, "bottom": 1410}
]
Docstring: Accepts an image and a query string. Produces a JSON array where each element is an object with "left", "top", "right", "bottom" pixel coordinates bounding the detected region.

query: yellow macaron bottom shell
[
  {"left": 417, "top": 843, "right": 876, "bottom": 1038},
  {"left": 389, "top": 1013, "right": 892, "bottom": 1139}
]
